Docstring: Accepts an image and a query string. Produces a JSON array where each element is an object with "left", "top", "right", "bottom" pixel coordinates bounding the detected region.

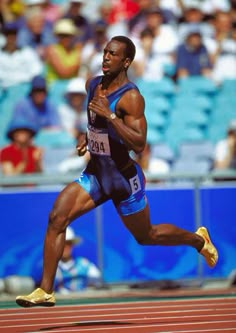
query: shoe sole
[
  {"left": 197, "top": 227, "right": 218, "bottom": 267},
  {"left": 16, "top": 298, "right": 55, "bottom": 308}
]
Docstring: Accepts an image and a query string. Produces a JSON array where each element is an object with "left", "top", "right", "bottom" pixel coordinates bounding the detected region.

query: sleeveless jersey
[
  {"left": 86, "top": 75, "right": 139, "bottom": 169},
  {"left": 84, "top": 75, "right": 141, "bottom": 202}
]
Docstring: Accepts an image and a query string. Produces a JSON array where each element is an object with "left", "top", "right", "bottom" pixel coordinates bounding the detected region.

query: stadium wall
[{"left": 0, "top": 184, "right": 235, "bottom": 284}]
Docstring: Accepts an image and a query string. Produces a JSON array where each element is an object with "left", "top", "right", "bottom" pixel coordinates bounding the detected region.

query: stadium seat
[
  {"left": 207, "top": 123, "right": 227, "bottom": 143},
  {"left": 178, "top": 140, "right": 214, "bottom": 160},
  {"left": 136, "top": 77, "right": 176, "bottom": 97},
  {"left": 34, "top": 129, "right": 76, "bottom": 148},
  {"left": 151, "top": 95, "right": 172, "bottom": 114},
  {"left": 177, "top": 76, "right": 218, "bottom": 95},
  {"left": 146, "top": 127, "right": 163, "bottom": 145},
  {"left": 151, "top": 142, "right": 175, "bottom": 163},
  {"left": 48, "top": 79, "right": 69, "bottom": 106},
  {"left": 146, "top": 111, "right": 167, "bottom": 128},
  {"left": 169, "top": 106, "right": 209, "bottom": 127},
  {"left": 43, "top": 146, "right": 75, "bottom": 173},
  {"left": 171, "top": 158, "right": 211, "bottom": 174},
  {"left": 174, "top": 94, "right": 213, "bottom": 113},
  {"left": 220, "top": 79, "right": 236, "bottom": 95}
]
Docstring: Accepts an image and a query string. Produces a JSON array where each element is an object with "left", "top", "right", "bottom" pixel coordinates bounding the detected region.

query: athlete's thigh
[
  {"left": 120, "top": 204, "right": 152, "bottom": 242},
  {"left": 51, "top": 181, "right": 96, "bottom": 222}
]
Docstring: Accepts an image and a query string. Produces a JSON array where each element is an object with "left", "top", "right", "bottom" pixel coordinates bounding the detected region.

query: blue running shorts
[{"left": 75, "top": 160, "right": 147, "bottom": 216}]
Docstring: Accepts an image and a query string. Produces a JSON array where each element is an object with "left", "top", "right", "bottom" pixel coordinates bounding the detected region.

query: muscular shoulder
[{"left": 118, "top": 88, "right": 145, "bottom": 116}]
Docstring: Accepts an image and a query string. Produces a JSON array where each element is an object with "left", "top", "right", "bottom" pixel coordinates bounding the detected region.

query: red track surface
[{"left": 1, "top": 295, "right": 236, "bottom": 333}]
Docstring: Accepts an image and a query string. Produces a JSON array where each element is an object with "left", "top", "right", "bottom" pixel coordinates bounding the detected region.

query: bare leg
[
  {"left": 40, "top": 182, "right": 96, "bottom": 293},
  {"left": 121, "top": 204, "right": 204, "bottom": 251}
]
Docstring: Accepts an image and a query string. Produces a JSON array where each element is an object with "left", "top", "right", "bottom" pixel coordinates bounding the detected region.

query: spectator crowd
[{"left": 0, "top": 0, "right": 236, "bottom": 178}]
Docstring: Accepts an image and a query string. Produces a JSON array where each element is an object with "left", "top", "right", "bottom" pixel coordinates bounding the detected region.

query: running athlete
[{"left": 16, "top": 36, "right": 218, "bottom": 307}]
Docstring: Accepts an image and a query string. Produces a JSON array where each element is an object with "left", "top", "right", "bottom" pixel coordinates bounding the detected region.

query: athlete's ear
[{"left": 124, "top": 58, "right": 131, "bottom": 70}]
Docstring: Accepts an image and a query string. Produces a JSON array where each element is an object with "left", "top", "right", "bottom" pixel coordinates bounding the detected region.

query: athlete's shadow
[{"left": 38, "top": 320, "right": 132, "bottom": 331}]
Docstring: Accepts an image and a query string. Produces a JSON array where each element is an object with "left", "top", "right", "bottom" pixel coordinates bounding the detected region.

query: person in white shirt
[
  {"left": 57, "top": 77, "right": 89, "bottom": 174},
  {"left": 213, "top": 119, "right": 236, "bottom": 170},
  {"left": 0, "top": 22, "right": 43, "bottom": 89},
  {"left": 55, "top": 226, "right": 102, "bottom": 294},
  {"left": 131, "top": 7, "right": 178, "bottom": 81},
  {"left": 58, "top": 77, "right": 87, "bottom": 138}
]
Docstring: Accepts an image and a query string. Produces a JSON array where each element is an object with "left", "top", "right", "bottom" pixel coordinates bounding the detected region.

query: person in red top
[{"left": 0, "top": 120, "right": 43, "bottom": 175}]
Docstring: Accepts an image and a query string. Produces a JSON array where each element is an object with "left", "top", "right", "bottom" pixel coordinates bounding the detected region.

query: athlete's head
[
  {"left": 111, "top": 36, "right": 136, "bottom": 63},
  {"left": 102, "top": 36, "right": 136, "bottom": 75}
]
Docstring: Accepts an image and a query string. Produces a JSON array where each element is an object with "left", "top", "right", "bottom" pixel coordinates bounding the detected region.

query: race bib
[
  {"left": 87, "top": 127, "right": 111, "bottom": 156},
  {"left": 129, "top": 174, "right": 141, "bottom": 194}
]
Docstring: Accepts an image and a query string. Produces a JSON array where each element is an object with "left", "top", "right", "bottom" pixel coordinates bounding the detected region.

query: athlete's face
[{"left": 102, "top": 40, "right": 130, "bottom": 76}]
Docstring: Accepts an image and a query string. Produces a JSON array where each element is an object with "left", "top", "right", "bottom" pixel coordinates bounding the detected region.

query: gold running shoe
[
  {"left": 196, "top": 227, "right": 218, "bottom": 268},
  {"left": 16, "top": 288, "right": 55, "bottom": 307}
]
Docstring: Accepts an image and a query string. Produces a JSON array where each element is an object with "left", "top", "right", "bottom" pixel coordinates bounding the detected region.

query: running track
[{"left": 1, "top": 289, "right": 236, "bottom": 333}]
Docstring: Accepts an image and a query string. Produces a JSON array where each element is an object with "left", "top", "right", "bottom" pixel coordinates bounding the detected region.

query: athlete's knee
[
  {"left": 134, "top": 228, "right": 156, "bottom": 246},
  {"left": 48, "top": 208, "right": 69, "bottom": 232}
]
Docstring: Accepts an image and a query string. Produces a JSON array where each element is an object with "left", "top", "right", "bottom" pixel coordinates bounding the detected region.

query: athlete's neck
[{"left": 101, "top": 72, "right": 128, "bottom": 91}]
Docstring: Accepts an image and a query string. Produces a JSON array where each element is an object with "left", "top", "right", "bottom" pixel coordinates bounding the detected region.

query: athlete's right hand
[{"left": 76, "top": 134, "right": 87, "bottom": 156}]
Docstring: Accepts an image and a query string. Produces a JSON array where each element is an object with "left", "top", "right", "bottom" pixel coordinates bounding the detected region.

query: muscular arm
[{"left": 88, "top": 86, "right": 147, "bottom": 154}]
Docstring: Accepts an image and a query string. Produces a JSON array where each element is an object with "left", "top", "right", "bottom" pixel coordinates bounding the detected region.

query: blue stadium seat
[
  {"left": 151, "top": 95, "right": 172, "bottom": 114},
  {"left": 48, "top": 79, "right": 69, "bottom": 106},
  {"left": 174, "top": 94, "right": 213, "bottom": 113},
  {"left": 169, "top": 106, "right": 209, "bottom": 127},
  {"left": 178, "top": 140, "right": 214, "bottom": 160},
  {"left": 43, "top": 146, "right": 74, "bottom": 173},
  {"left": 34, "top": 129, "right": 76, "bottom": 148},
  {"left": 177, "top": 76, "right": 217, "bottom": 95},
  {"left": 220, "top": 79, "right": 236, "bottom": 95},
  {"left": 171, "top": 158, "right": 211, "bottom": 174},
  {"left": 207, "top": 123, "right": 227, "bottom": 143},
  {"left": 136, "top": 77, "right": 176, "bottom": 97},
  {"left": 146, "top": 127, "right": 163, "bottom": 145},
  {"left": 151, "top": 142, "right": 175, "bottom": 163},
  {"left": 164, "top": 123, "right": 206, "bottom": 152}
]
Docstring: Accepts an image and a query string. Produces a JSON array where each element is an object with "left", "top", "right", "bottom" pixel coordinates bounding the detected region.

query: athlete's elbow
[{"left": 133, "top": 142, "right": 146, "bottom": 154}]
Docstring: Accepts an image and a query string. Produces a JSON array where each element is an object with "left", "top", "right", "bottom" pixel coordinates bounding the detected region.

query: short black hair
[{"left": 111, "top": 35, "right": 136, "bottom": 62}]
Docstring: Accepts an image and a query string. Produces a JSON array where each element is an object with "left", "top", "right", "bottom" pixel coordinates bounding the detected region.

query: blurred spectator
[
  {"left": 134, "top": 143, "right": 170, "bottom": 181},
  {"left": 142, "top": 6, "right": 178, "bottom": 56},
  {"left": 178, "top": 4, "right": 214, "bottom": 41},
  {"left": 175, "top": 28, "right": 212, "bottom": 78},
  {"left": 55, "top": 226, "right": 102, "bottom": 294},
  {"left": 108, "top": 0, "right": 139, "bottom": 25},
  {"left": 80, "top": 21, "right": 108, "bottom": 78},
  {"left": 190, "top": 0, "right": 231, "bottom": 16},
  {"left": 11, "top": 75, "right": 61, "bottom": 130},
  {"left": 0, "top": 22, "right": 44, "bottom": 88},
  {"left": 129, "top": 0, "right": 178, "bottom": 38},
  {"left": 132, "top": 27, "right": 175, "bottom": 81},
  {"left": 41, "top": 0, "right": 63, "bottom": 23},
  {"left": 0, "top": 0, "right": 25, "bottom": 28},
  {"left": 17, "top": 6, "right": 55, "bottom": 59},
  {"left": 230, "top": 0, "right": 236, "bottom": 22},
  {"left": 213, "top": 120, "right": 236, "bottom": 170},
  {"left": 57, "top": 77, "right": 89, "bottom": 174},
  {"left": 24, "top": 0, "right": 63, "bottom": 23},
  {"left": 132, "top": 6, "right": 178, "bottom": 80},
  {"left": 128, "top": 0, "right": 155, "bottom": 38},
  {"left": 207, "top": 10, "right": 236, "bottom": 83},
  {"left": 44, "top": 18, "right": 82, "bottom": 84},
  {"left": 62, "top": 0, "right": 92, "bottom": 43},
  {"left": 58, "top": 77, "right": 87, "bottom": 138},
  {"left": 0, "top": 119, "right": 43, "bottom": 175}
]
